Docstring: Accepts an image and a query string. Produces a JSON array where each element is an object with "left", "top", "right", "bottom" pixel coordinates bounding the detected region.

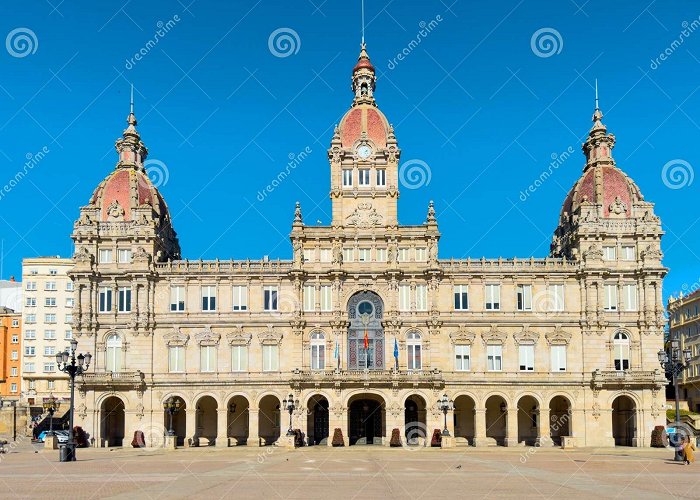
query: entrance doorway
[
  {"left": 612, "top": 395, "right": 636, "bottom": 446},
  {"left": 307, "top": 395, "right": 329, "bottom": 445},
  {"left": 348, "top": 397, "right": 384, "bottom": 445},
  {"left": 100, "top": 396, "right": 125, "bottom": 447}
]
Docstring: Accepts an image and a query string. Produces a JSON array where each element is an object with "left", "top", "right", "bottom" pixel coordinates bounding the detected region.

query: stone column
[
  {"left": 247, "top": 409, "right": 260, "bottom": 447},
  {"left": 505, "top": 409, "right": 519, "bottom": 447},
  {"left": 536, "top": 407, "right": 551, "bottom": 446},
  {"left": 472, "top": 409, "right": 487, "bottom": 447},
  {"left": 185, "top": 407, "right": 196, "bottom": 447},
  {"left": 216, "top": 409, "right": 228, "bottom": 447}
]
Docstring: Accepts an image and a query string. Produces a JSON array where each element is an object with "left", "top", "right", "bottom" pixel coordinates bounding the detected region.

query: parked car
[{"left": 54, "top": 431, "right": 70, "bottom": 444}]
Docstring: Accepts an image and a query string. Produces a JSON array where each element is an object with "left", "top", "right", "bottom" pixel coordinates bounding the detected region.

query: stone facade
[
  {"left": 69, "top": 46, "right": 666, "bottom": 449},
  {"left": 668, "top": 290, "right": 700, "bottom": 412}
]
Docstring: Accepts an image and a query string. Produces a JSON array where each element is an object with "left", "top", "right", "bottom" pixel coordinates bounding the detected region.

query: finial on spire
[
  {"left": 127, "top": 84, "right": 137, "bottom": 128},
  {"left": 594, "top": 78, "right": 599, "bottom": 112},
  {"left": 130, "top": 84, "right": 134, "bottom": 115},
  {"left": 582, "top": 79, "right": 615, "bottom": 170},
  {"left": 361, "top": 0, "right": 365, "bottom": 45}
]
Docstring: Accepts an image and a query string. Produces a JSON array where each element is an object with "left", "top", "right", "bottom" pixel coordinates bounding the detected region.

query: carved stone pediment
[
  {"left": 545, "top": 325, "right": 572, "bottom": 345},
  {"left": 481, "top": 324, "right": 507, "bottom": 345},
  {"left": 164, "top": 328, "right": 189, "bottom": 347},
  {"left": 106, "top": 200, "right": 125, "bottom": 221},
  {"left": 194, "top": 326, "right": 220, "bottom": 346},
  {"left": 449, "top": 327, "right": 476, "bottom": 345},
  {"left": 583, "top": 244, "right": 603, "bottom": 262},
  {"left": 226, "top": 328, "right": 252, "bottom": 346},
  {"left": 345, "top": 202, "right": 383, "bottom": 228},
  {"left": 608, "top": 196, "right": 628, "bottom": 216},
  {"left": 73, "top": 247, "right": 94, "bottom": 265},
  {"left": 258, "top": 324, "right": 283, "bottom": 345},
  {"left": 513, "top": 325, "right": 539, "bottom": 345},
  {"left": 133, "top": 246, "right": 151, "bottom": 264}
]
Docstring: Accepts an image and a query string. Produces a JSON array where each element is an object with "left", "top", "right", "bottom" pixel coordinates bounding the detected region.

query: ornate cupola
[
  {"left": 71, "top": 90, "right": 180, "bottom": 271},
  {"left": 582, "top": 89, "right": 616, "bottom": 170},
  {"left": 351, "top": 42, "right": 376, "bottom": 106}
]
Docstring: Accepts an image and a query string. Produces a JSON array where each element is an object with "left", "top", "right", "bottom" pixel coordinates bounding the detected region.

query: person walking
[{"left": 682, "top": 437, "right": 696, "bottom": 465}]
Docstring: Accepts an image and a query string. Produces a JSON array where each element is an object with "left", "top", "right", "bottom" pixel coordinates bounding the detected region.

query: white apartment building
[{"left": 21, "top": 257, "right": 74, "bottom": 409}]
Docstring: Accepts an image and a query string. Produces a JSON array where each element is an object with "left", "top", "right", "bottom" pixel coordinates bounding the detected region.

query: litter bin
[{"left": 59, "top": 444, "right": 75, "bottom": 462}]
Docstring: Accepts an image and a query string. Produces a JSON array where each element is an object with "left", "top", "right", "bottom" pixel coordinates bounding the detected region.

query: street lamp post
[
  {"left": 55, "top": 339, "right": 91, "bottom": 462},
  {"left": 658, "top": 342, "right": 692, "bottom": 462},
  {"left": 282, "top": 394, "right": 298, "bottom": 436},
  {"left": 437, "top": 394, "right": 454, "bottom": 437},
  {"left": 42, "top": 394, "right": 60, "bottom": 436},
  {"left": 163, "top": 397, "right": 182, "bottom": 436}
]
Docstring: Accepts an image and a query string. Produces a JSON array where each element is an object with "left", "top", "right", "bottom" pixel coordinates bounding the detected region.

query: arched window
[
  {"left": 105, "top": 334, "right": 122, "bottom": 372},
  {"left": 407, "top": 331, "right": 422, "bottom": 370},
  {"left": 311, "top": 332, "right": 325, "bottom": 370},
  {"left": 613, "top": 331, "right": 630, "bottom": 371}
]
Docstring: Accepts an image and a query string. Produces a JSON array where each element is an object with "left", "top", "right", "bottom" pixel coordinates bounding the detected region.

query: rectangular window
[
  {"left": 25, "top": 281, "right": 36, "bottom": 291},
  {"left": 399, "top": 284, "right": 411, "bottom": 311},
  {"left": 231, "top": 345, "right": 248, "bottom": 372},
  {"left": 10, "top": 383, "right": 16, "bottom": 393},
  {"left": 358, "top": 248, "right": 371, "bottom": 262},
  {"left": 44, "top": 346, "right": 56, "bottom": 356},
  {"left": 45, "top": 297, "right": 56, "bottom": 307},
  {"left": 415, "top": 248, "right": 427, "bottom": 262},
  {"left": 49, "top": 269, "right": 57, "bottom": 276},
  {"left": 98, "top": 249, "right": 113, "bottom": 263},
  {"left": 623, "top": 284, "right": 637, "bottom": 311},
  {"left": 26, "top": 297, "right": 36, "bottom": 307},
  {"left": 519, "top": 344, "right": 535, "bottom": 371},
  {"left": 118, "top": 249, "right": 132, "bottom": 263},
  {"left": 604, "top": 284, "right": 618, "bottom": 311},
  {"left": 342, "top": 248, "right": 354, "bottom": 262},
  {"left": 320, "top": 285, "right": 332, "bottom": 312},
  {"left": 118, "top": 287, "right": 132, "bottom": 313},
  {"left": 415, "top": 284, "right": 428, "bottom": 311},
  {"left": 376, "top": 248, "right": 386, "bottom": 262},
  {"left": 65, "top": 329, "right": 72, "bottom": 339},
  {"left": 408, "top": 342, "right": 421, "bottom": 370},
  {"left": 342, "top": 169, "right": 353, "bottom": 187},
  {"left": 48, "top": 380, "right": 55, "bottom": 390},
  {"left": 485, "top": 284, "right": 501, "bottom": 311},
  {"left": 358, "top": 169, "right": 370, "bottom": 186},
  {"left": 517, "top": 284, "right": 533, "bottom": 311},
  {"left": 398, "top": 248, "right": 410, "bottom": 262},
  {"left": 66, "top": 281, "right": 74, "bottom": 291},
  {"left": 621, "top": 246, "right": 635, "bottom": 261},
  {"left": 168, "top": 346, "right": 184, "bottom": 372},
  {"left": 44, "top": 330, "right": 56, "bottom": 340},
  {"left": 170, "top": 286, "right": 185, "bottom": 312},
  {"left": 200, "top": 345, "right": 217, "bottom": 372},
  {"left": 44, "top": 314, "right": 56, "bottom": 323},
  {"left": 26, "top": 314, "right": 36, "bottom": 323},
  {"left": 11, "top": 335, "right": 18, "bottom": 344},
  {"left": 10, "top": 367, "right": 17, "bottom": 377},
  {"left": 201, "top": 286, "right": 216, "bottom": 312},
  {"left": 11, "top": 351, "right": 18, "bottom": 360},
  {"left": 262, "top": 344, "right": 279, "bottom": 371},
  {"left": 551, "top": 345, "right": 567, "bottom": 371},
  {"left": 45, "top": 281, "right": 57, "bottom": 291},
  {"left": 455, "top": 345, "right": 471, "bottom": 371},
  {"left": 303, "top": 285, "right": 315, "bottom": 312},
  {"left": 25, "top": 330, "right": 36, "bottom": 340},
  {"left": 65, "top": 297, "right": 74, "bottom": 308},
  {"left": 231, "top": 285, "right": 248, "bottom": 311},
  {"left": 549, "top": 284, "right": 564, "bottom": 311},
  {"left": 24, "top": 363, "right": 35, "bottom": 373},
  {"left": 311, "top": 342, "right": 325, "bottom": 370},
  {"left": 43, "top": 363, "right": 55, "bottom": 372},
  {"left": 319, "top": 249, "right": 331, "bottom": 262},
  {"left": 99, "top": 287, "right": 112, "bottom": 313},
  {"left": 303, "top": 249, "right": 314, "bottom": 262},
  {"left": 376, "top": 169, "right": 386, "bottom": 186},
  {"left": 263, "top": 286, "right": 278, "bottom": 311},
  {"left": 487, "top": 345, "right": 503, "bottom": 371},
  {"left": 454, "top": 285, "right": 469, "bottom": 311},
  {"left": 603, "top": 246, "right": 617, "bottom": 260}
]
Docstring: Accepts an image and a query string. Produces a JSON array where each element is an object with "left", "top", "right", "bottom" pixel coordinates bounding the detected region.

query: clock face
[{"left": 356, "top": 144, "right": 372, "bottom": 159}]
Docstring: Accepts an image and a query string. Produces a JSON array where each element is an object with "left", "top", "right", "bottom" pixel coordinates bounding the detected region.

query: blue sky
[{"left": 0, "top": 0, "right": 699, "bottom": 300}]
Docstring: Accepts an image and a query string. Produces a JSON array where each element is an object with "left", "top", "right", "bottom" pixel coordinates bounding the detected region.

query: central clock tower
[{"left": 328, "top": 43, "right": 400, "bottom": 228}]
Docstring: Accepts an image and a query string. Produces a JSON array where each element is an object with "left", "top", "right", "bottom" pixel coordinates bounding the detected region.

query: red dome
[
  {"left": 90, "top": 168, "right": 170, "bottom": 223},
  {"left": 338, "top": 104, "right": 390, "bottom": 149},
  {"left": 561, "top": 165, "right": 643, "bottom": 218},
  {"left": 353, "top": 57, "right": 375, "bottom": 72}
]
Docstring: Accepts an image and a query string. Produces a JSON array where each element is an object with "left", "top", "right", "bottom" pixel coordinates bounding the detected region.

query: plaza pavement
[{"left": 0, "top": 441, "right": 697, "bottom": 499}]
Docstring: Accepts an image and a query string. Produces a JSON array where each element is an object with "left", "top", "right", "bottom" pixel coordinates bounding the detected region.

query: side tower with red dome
[
  {"left": 551, "top": 98, "right": 666, "bottom": 337},
  {"left": 70, "top": 98, "right": 180, "bottom": 337}
]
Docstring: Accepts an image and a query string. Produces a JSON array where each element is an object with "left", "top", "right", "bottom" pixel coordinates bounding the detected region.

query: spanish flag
[{"left": 363, "top": 330, "right": 369, "bottom": 350}]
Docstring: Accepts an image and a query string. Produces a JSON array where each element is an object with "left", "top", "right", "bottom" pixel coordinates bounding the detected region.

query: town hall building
[{"left": 69, "top": 44, "right": 667, "bottom": 448}]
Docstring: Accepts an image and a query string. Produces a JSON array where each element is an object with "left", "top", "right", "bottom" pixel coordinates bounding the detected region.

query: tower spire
[
  {"left": 361, "top": 0, "right": 365, "bottom": 45},
  {"left": 127, "top": 84, "right": 137, "bottom": 128},
  {"left": 115, "top": 84, "right": 148, "bottom": 168},
  {"left": 582, "top": 80, "right": 615, "bottom": 170}
]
